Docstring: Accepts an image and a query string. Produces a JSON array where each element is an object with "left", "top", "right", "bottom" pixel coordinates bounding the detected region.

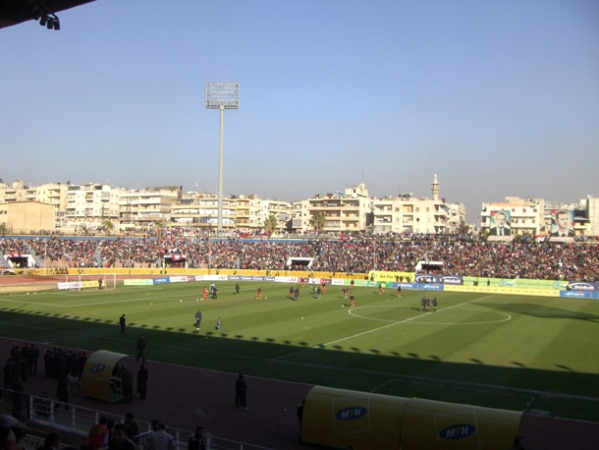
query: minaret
[{"left": 432, "top": 174, "right": 439, "bottom": 201}]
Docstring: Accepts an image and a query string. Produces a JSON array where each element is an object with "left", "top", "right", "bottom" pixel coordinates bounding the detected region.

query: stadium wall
[{"left": 36, "top": 267, "right": 364, "bottom": 280}]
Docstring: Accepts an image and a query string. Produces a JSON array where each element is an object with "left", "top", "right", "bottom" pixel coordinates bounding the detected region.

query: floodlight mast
[{"left": 205, "top": 81, "right": 239, "bottom": 235}]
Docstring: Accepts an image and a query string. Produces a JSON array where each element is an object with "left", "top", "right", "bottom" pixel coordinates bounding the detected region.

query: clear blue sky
[{"left": 2, "top": 0, "right": 598, "bottom": 224}]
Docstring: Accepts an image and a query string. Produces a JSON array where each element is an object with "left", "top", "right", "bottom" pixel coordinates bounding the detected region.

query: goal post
[{"left": 74, "top": 273, "right": 117, "bottom": 290}]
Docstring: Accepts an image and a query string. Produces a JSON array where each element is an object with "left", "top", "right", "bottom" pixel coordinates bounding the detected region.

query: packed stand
[{"left": 1, "top": 235, "right": 597, "bottom": 281}]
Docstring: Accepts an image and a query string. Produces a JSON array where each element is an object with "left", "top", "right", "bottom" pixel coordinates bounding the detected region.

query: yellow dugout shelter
[
  {"left": 300, "top": 386, "right": 522, "bottom": 450},
  {"left": 81, "top": 350, "right": 129, "bottom": 403}
]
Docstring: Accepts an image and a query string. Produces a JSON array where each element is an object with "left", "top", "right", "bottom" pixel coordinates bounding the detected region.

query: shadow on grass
[
  {"left": 1, "top": 309, "right": 599, "bottom": 423},
  {"left": 485, "top": 302, "right": 599, "bottom": 322}
]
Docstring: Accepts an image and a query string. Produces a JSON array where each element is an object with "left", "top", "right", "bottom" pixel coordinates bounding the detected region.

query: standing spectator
[
  {"left": 3, "top": 357, "right": 17, "bottom": 389},
  {"left": 0, "top": 413, "right": 26, "bottom": 450},
  {"left": 187, "top": 426, "right": 206, "bottom": 450},
  {"left": 106, "top": 419, "right": 115, "bottom": 443},
  {"left": 120, "top": 365, "right": 133, "bottom": 403},
  {"left": 137, "top": 364, "right": 149, "bottom": 401},
  {"left": 124, "top": 413, "right": 140, "bottom": 444},
  {"left": 108, "top": 424, "right": 136, "bottom": 450},
  {"left": 11, "top": 383, "right": 27, "bottom": 421},
  {"left": 119, "top": 314, "right": 126, "bottom": 334},
  {"left": 30, "top": 344, "right": 40, "bottom": 375},
  {"left": 56, "top": 375, "right": 69, "bottom": 410},
  {"left": 88, "top": 416, "right": 109, "bottom": 450},
  {"left": 136, "top": 335, "right": 146, "bottom": 363},
  {"left": 37, "top": 432, "right": 60, "bottom": 450},
  {"left": 43, "top": 350, "right": 53, "bottom": 379},
  {"left": 235, "top": 373, "right": 248, "bottom": 409},
  {"left": 144, "top": 423, "right": 176, "bottom": 450}
]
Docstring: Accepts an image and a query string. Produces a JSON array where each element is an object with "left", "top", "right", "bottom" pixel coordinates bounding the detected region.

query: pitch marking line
[
  {"left": 323, "top": 295, "right": 496, "bottom": 347},
  {"left": 348, "top": 305, "right": 511, "bottom": 325},
  {"left": 273, "top": 295, "right": 496, "bottom": 361}
]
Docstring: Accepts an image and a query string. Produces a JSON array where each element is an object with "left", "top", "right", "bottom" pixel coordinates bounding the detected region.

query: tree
[
  {"left": 310, "top": 211, "right": 326, "bottom": 234},
  {"left": 264, "top": 213, "right": 278, "bottom": 237},
  {"left": 101, "top": 220, "right": 115, "bottom": 236},
  {"left": 457, "top": 220, "right": 470, "bottom": 235},
  {"left": 151, "top": 220, "right": 165, "bottom": 237}
]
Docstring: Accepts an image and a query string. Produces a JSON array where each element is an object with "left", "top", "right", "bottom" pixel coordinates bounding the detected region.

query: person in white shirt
[{"left": 143, "top": 423, "right": 176, "bottom": 450}]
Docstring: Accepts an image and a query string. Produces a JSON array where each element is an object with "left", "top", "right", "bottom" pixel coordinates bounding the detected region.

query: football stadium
[{"left": 2, "top": 0, "right": 598, "bottom": 448}]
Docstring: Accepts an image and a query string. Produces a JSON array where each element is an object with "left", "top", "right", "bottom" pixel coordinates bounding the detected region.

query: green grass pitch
[{"left": 1, "top": 281, "right": 598, "bottom": 422}]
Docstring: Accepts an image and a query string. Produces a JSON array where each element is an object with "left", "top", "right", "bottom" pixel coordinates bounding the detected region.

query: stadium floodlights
[
  {"left": 34, "top": 0, "right": 61, "bottom": 31},
  {"left": 205, "top": 81, "right": 240, "bottom": 109}
]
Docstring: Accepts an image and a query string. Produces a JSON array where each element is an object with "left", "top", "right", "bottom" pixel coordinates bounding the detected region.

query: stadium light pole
[{"left": 205, "top": 81, "right": 239, "bottom": 235}]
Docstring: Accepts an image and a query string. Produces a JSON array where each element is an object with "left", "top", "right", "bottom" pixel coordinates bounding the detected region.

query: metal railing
[{"left": 1, "top": 389, "right": 275, "bottom": 450}]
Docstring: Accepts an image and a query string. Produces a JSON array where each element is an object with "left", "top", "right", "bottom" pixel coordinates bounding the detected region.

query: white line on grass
[
  {"left": 271, "top": 295, "right": 500, "bottom": 363},
  {"left": 347, "top": 305, "right": 511, "bottom": 326},
  {"left": 318, "top": 295, "right": 495, "bottom": 350},
  {"left": 0, "top": 289, "right": 190, "bottom": 308},
  {"left": 2, "top": 315, "right": 599, "bottom": 406}
]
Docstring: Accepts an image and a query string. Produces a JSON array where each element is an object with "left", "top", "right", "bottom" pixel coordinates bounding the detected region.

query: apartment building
[
  {"left": 0, "top": 180, "right": 68, "bottom": 230},
  {"left": 259, "top": 198, "right": 291, "bottom": 232},
  {"left": 170, "top": 194, "right": 290, "bottom": 234},
  {"left": 233, "top": 194, "right": 264, "bottom": 231},
  {"left": 170, "top": 192, "right": 236, "bottom": 232},
  {"left": 61, "top": 183, "right": 122, "bottom": 232},
  {"left": 480, "top": 196, "right": 596, "bottom": 238},
  {"left": 2, "top": 177, "right": 596, "bottom": 237},
  {"left": 119, "top": 186, "right": 181, "bottom": 229},
  {"left": 372, "top": 196, "right": 465, "bottom": 235},
  {"left": 289, "top": 200, "right": 310, "bottom": 234},
  {"left": 0, "top": 180, "right": 29, "bottom": 203},
  {"left": 371, "top": 175, "right": 466, "bottom": 235},
  {"left": 305, "top": 183, "right": 372, "bottom": 233},
  {"left": 584, "top": 196, "right": 599, "bottom": 236},
  {"left": 481, "top": 197, "right": 544, "bottom": 237}
]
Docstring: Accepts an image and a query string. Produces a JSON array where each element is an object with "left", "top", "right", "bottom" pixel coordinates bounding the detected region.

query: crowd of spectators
[{"left": 1, "top": 234, "right": 597, "bottom": 282}]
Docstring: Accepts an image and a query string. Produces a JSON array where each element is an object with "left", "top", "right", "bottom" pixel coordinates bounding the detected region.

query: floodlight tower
[{"left": 205, "top": 81, "right": 239, "bottom": 235}]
